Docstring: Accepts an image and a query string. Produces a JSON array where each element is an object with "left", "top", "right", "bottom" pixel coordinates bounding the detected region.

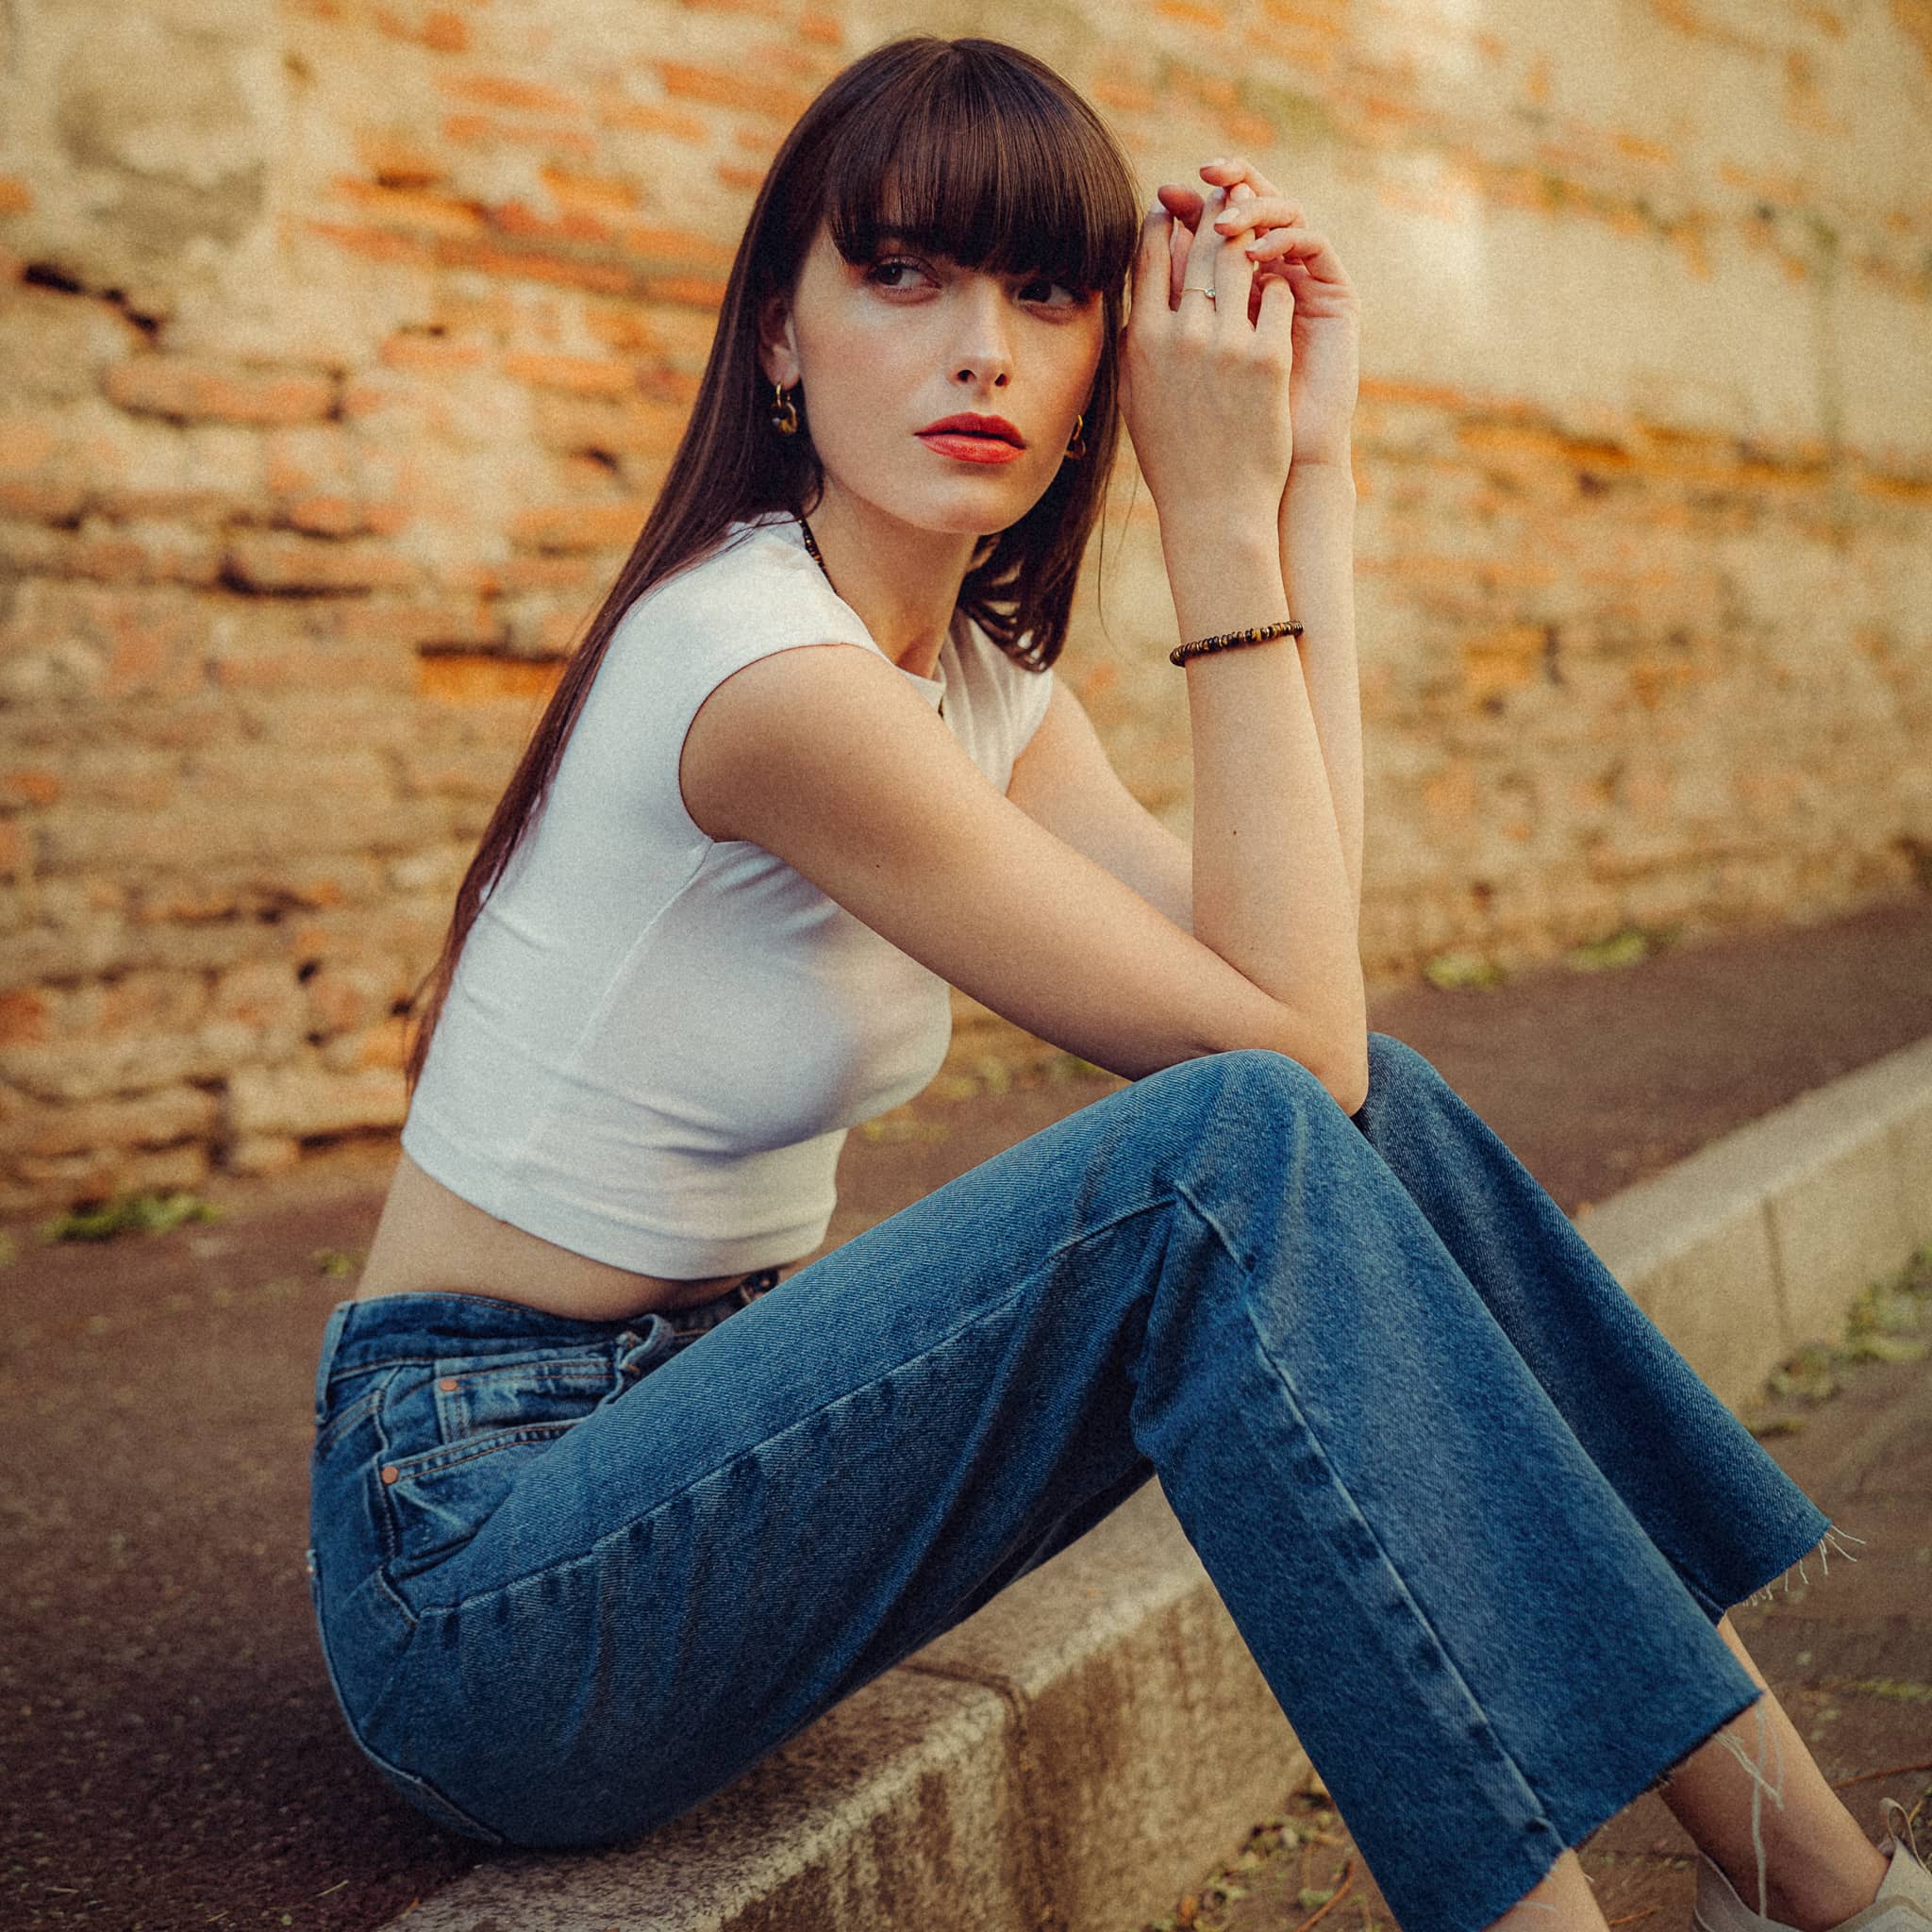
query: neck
[{"left": 801, "top": 489, "right": 982, "bottom": 682}]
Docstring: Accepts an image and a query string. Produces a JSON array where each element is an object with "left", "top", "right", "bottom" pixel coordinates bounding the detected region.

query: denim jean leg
[
  {"left": 1345, "top": 1031, "right": 1838, "bottom": 1621},
  {"left": 341, "top": 1049, "right": 1777, "bottom": 1932}
]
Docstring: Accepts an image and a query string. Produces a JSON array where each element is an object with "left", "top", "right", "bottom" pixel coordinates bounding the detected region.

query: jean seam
[
  {"left": 369, "top": 1374, "right": 418, "bottom": 1622},
  {"left": 411, "top": 1191, "right": 1181, "bottom": 1622},
  {"left": 308, "top": 1556, "right": 425, "bottom": 1785},
  {"left": 1226, "top": 1236, "right": 1562, "bottom": 1843},
  {"left": 382, "top": 1418, "right": 588, "bottom": 1485},
  {"left": 314, "top": 1383, "right": 385, "bottom": 1461},
  {"left": 1334, "top": 1053, "right": 1745, "bottom": 1626},
  {"left": 1171, "top": 1172, "right": 1256, "bottom": 1272}
]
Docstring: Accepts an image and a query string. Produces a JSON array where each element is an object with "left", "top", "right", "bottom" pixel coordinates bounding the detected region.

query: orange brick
[
  {"left": 0, "top": 416, "right": 60, "bottom": 475},
  {"left": 281, "top": 494, "right": 386, "bottom": 537},
  {"left": 0, "top": 767, "right": 62, "bottom": 808},
  {"left": 375, "top": 4, "right": 469, "bottom": 50},
  {"left": 325, "top": 599, "right": 504, "bottom": 649},
  {"left": 492, "top": 242, "right": 637, "bottom": 293},
  {"left": 1218, "top": 108, "right": 1274, "bottom": 150},
  {"left": 580, "top": 307, "right": 668, "bottom": 355},
  {"left": 0, "top": 480, "right": 87, "bottom": 523},
  {"left": 332, "top": 178, "right": 486, "bottom": 237},
  {"left": 1090, "top": 76, "right": 1158, "bottom": 112},
  {"left": 508, "top": 501, "right": 649, "bottom": 551},
  {"left": 0, "top": 990, "right": 53, "bottom": 1045},
  {"left": 439, "top": 72, "right": 583, "bottom": 116},
  {"left": 378, "top": 332, "right": 491, "bottom": 375},
  {"left": 539, "top": 166, "right": 640, "bottom": 218},
  {"left": 417, "top": 652, "right": 564, "bottom": 705},
  {"left": 1158, "top": 0, "right": 1226, "bottom": 25},
  {"left": 488, "top": 199, "right": 615, "bottom": 246},
  {"left": 501, "top": 351, "right": 638, "bottom": 396},
  {"left": 533, "top": 393, "right": 689, "bottom": 456},
  {"left": 308, "top": 220, "right": 442, "bottom": 274},
  {"left": 637, "top": 271, "right": 728, "bottom": 309},
  {"left": 225, "top": 532, "right": 418, "bottom": 593},
  {"left": 105, "top": 358, "right": 337, "bottom": 426},
  {"left": 654, "top": 59, "right": 813, "bottom": 121},
  {"left": 610, "top": 224, "right": 737, "bottom": 269},
  {"left": 442, "top": 112, "right": 599, "bottom": 158},
  {"left": 594, "top": 94, "right": 709, "bottom": 142},
  {"left": 7, "top": 526, "right": 222, "bottom": 588},
  {"left": 354, "top": 131, "right": 445, "bottom": 186},
  {"left": 98, "top": 600, "right": 199, "bottom": 700}
]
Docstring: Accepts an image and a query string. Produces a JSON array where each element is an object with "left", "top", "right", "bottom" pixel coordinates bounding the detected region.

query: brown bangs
[{"left": 816, "top": 40, "right": 1140, "bottom": 299}]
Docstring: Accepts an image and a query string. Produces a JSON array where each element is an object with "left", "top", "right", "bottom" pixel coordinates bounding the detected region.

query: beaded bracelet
[{"left": 1170, "top": 616, "right": 1304, "bottom": 668}]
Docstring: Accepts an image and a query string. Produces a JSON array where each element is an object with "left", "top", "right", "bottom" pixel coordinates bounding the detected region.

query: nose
[{"left": 947, "top": 275, "right": 1014, "bottom": 389}]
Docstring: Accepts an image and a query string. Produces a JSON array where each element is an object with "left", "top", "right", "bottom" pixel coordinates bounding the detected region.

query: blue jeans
[{"left": 307, "top": 1035, "right": 1834, "bottom": 1932}]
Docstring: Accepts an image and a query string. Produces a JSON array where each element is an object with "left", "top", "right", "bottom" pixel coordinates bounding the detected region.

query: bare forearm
[
  {"left": 1162, "top": 520, "right": 1367, "bottom": 1078},
  {"left": 1278, "top": 463, "right": 1363, "bottom": 928}
]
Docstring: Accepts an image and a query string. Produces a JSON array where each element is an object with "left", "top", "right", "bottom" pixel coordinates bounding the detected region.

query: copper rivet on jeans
[
  {"left": 380, "top": 1464, "right": 400, "bottom": 1484},
  {"left": 438, "top": 1376, "right": 458, "bottom": 1391}
]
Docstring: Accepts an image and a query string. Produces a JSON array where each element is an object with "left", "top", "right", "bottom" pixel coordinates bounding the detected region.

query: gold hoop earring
[
  {"left": 1063, "top": 411, "right": 1086, "bottom": 461},
  {"left": 770, "top": 379, "right": 800, "bottom": 436}
]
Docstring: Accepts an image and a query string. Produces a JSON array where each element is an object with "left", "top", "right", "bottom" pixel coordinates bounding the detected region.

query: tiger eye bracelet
[{"left": 1170, "top": 616, "right": 1304, "bottom": 668}]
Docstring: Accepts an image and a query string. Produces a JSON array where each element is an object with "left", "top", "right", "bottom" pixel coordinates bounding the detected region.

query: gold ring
[{"left": 1183, "top": 286, "right": 1218, "bottom": 303}]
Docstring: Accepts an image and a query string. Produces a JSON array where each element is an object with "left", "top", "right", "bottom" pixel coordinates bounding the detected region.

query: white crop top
[{"left": 400, "top": 508, "right": 1056, "bottom": 1277}]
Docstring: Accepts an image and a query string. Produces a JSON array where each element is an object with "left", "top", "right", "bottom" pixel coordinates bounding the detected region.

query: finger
[
  {"left": 1242, "top": 226, "right": 1349, "bottom": 289},
  {"left": 1210, "top": 191, "right": 1260, "bottom": 323},
  {"left": 1176, "top": 183, "right": 1235, "bottom": 317},
  {"left": 1170, "top": 212, "right": 1195, "bottom": 308},
  {"left": 1214, "top": 194, "right": 1307, "bottom": 237},
  {"left": 1130, "top": 204, "right": 1177, "bottom": 323},
  {"left": 1200, "top": 155, "right": 1285, "bottom": 202},
  {"left": 1254, "top": 269, "right": 1295, "bottom": 352},
  {"left": 1156, "top": 183, "right": 1207, "bottom": 226},
  {"left": 1156, "top": 186, "right": 1204, "bottom": 307}
]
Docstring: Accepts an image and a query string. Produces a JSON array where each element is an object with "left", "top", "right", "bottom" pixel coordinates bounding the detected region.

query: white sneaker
[{"left": 1693, "top": 1801, "right": 1932, "bottom": 1932}]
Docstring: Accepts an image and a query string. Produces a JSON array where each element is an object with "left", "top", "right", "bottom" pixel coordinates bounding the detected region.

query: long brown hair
[{"left": 403, "top": 33, "right": 1142, "bottom": 1096}]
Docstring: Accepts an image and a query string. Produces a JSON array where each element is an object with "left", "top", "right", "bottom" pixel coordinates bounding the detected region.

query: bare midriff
[{"left": 351, "top": 1149, "right": 805, "bottom": 1322}]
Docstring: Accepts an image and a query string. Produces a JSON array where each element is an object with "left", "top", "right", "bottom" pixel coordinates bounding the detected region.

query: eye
[
  {"left": 1015, "top": 275, "right": 1085, "bottom": 309},
  {"left": 862, "top": 255, "right": 934, "bottom": 291}
]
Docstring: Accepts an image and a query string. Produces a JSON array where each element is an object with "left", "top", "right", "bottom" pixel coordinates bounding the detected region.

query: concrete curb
[{"left": 385, "top": 1036, "right": 1932, "bottom": 1932}]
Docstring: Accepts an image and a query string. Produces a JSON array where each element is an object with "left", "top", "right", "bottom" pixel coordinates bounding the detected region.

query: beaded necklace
[{"left": 796, "top": 514, "right": 944, "bottom": 720}]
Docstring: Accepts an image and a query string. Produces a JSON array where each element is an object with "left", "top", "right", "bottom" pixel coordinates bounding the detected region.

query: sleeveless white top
[{"left": 400, "top": 509, "right": 1056, "bottom": 1277}]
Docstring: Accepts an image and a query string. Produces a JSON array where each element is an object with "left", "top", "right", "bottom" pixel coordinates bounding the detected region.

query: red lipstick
[{"left": 916, "top": 412, "right": 1026, "bottom": 465}]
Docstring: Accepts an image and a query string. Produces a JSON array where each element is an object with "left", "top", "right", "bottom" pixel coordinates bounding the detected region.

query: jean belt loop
[
  {"left": 614, "top": 1315, "right": 681, "bottom": 1381},
  {"left": 313, "top": 1301, "right": 355, "bottom": 1429}
]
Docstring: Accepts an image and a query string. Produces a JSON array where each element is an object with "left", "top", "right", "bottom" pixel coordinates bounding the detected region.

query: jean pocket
[{"left": 377, "top": 1344, "right": 619, "bottom": 1585}]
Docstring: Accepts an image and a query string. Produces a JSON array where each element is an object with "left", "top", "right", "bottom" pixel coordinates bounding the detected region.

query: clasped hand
[{"left": 1118, "top": 156, "right": 1359, "bottom": 535}]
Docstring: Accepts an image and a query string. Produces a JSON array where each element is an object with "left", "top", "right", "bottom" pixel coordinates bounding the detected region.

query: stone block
[
  {"left": 226, "top": 1061, "right": 408, "bottom": 1138},
  {"left": 384, "top": 1668, "right": 1038, "bottom": 1932},
  {"left": 0, "top": 1082, "right": 219, "bottom": 1158},
  {"left": 904, "top": 1479, "right": 1310, "bottom": 1932}
]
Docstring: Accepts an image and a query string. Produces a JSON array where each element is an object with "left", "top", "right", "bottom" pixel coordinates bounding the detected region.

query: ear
[{"left": 756, "top": 291, "right": 800, "bottom": 390}]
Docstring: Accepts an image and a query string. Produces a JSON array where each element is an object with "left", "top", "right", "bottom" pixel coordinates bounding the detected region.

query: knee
[{"left": 1143, "top": 1045, "right": 1341, "bottom": 1122}]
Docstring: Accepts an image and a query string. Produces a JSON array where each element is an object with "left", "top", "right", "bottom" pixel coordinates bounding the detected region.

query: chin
[{"left": 861, "top": 475, "right": 1036, "bottom": 538}]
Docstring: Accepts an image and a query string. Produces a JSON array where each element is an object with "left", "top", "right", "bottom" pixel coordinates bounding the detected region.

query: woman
[{"left": 306, "top": 35, "right": 1926, "bottom": 1932}]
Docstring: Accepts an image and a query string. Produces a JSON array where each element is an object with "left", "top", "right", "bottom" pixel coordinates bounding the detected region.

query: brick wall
[{"left": 0, "top": 0, "right": 1926, "bottom": 1212}]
